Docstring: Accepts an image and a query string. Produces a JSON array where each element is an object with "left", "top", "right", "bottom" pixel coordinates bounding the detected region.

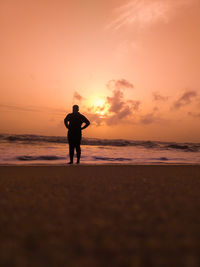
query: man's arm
[
  {"left": 64, "top": 115, "right": 70, "bottom": 129},
  {"left": 81, "top": 117, "right": 90, "bottom": 130}
]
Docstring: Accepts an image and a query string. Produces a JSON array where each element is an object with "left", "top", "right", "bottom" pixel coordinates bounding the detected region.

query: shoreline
[{"left": 0, "top": 163, "right": 200, "bottom": 166}]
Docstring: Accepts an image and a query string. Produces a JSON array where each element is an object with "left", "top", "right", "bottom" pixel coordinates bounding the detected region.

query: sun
[
  {"left": 93, "top": 98, "right": 105, "bottom": 108},
  {"left": 89, "top": 97, "right": 108, "bottom": 117}
]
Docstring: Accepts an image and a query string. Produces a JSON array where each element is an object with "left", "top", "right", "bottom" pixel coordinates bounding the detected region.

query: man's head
[{"left": 73, "top": 105, "right": 79, "bottom": 113}]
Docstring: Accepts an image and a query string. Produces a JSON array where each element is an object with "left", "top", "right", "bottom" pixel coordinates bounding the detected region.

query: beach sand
[{"left": 0, "top": 165, "right": 200, "bottom": 267}]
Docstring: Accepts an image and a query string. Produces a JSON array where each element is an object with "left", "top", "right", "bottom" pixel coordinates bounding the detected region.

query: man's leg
[
  {"left": 75, "top": 141, "right": 81, "bottom": 164},
  {"left": 69, "top": 142, "right": 74, "bottom": 163}
]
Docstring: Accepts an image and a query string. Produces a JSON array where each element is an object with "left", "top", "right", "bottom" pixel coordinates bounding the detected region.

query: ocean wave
[
  {"left": 2, "top": 134, "right": 67, "bottom": 144},
  {"left": 16, "top": 155, "right": 66, "bottom": 161},
  {"left": 1, "top": 134, "right": 200, "bottom": 152},
  {"left": 152, "top": 157, "right": 169, "bottom": 161},
  {"left": 93, "top": 156, "right": 132, "bottom": 161},
  {"left": 165, "top": 144, "right": 199, "bottom": 152}
]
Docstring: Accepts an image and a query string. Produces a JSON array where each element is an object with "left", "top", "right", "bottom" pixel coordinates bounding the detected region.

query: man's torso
[{"left": 66, "top": 112, "right": 87, "bottom": 133}]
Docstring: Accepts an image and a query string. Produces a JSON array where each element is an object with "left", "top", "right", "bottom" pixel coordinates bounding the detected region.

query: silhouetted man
[{"left": 64, "top": 105, "right": 90, "bottom": 164}]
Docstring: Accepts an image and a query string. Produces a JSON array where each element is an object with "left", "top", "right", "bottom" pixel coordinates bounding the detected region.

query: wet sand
[{"left": 0, "top": 165, "right": 200, "bottom": 267}]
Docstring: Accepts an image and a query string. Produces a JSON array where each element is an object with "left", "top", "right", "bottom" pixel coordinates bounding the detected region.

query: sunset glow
[
  {"left": 0, "top": 0, "right": 200, "bottom": 141},
  {"left": 93, "top": 98, "right": 105, "bottom": 110},
  {"left": 90, "top": 97, "right": 107, "bottom": 117}
]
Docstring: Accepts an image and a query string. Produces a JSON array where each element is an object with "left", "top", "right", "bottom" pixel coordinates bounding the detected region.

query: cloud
[
  {"left": 139, "top": 104, "right": 166, "bottom": 124},
  {"left": 108, "top": 0, "right": 198, "bottom": 30},
  {"left": 73, "top": 91, "right": 83, "bottom": 102},
  {"left": 86, "top": 112, "right": 103, "bottom": 126},
  {"left": 107, "top": 79, "right": 134, "bottom": 91},
  {"left": 140, "top": 112, "right": 156, "bottom": 124},
  {"left": 84, "top": 79, "right": 139, "bottom": 126},
  {"left": 173, "top": 90, "right": 198, "bottom": 110},
  {"left": 188, "top": 112, "right": 200, "bottom": 118},
  {"left": 153, "top": 92, "right": 168, "bottom": 102},
  {"left": 105, "top": 106, "right": 133, "bottom": 126},
  {"left": 107, "top": 89, "right": 124, "bottom": 113},
  {"left": 140, "top": 112, "right": 165, "bottom": 125},
  {"left": 104, "top": 79, "right": 138, "bottom": 125},
  {"left": 127, "top": 100, "right": 140, "bottom": 111}
]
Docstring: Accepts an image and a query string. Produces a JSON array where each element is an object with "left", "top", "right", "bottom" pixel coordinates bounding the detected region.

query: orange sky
[{"left": 0, "top": 0, "right": 200, "bottom": 142}]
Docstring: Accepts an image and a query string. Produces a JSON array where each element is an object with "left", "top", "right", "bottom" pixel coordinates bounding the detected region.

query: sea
[{"left": 0, "top": 133, "right": 200, "bottom": 165}]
